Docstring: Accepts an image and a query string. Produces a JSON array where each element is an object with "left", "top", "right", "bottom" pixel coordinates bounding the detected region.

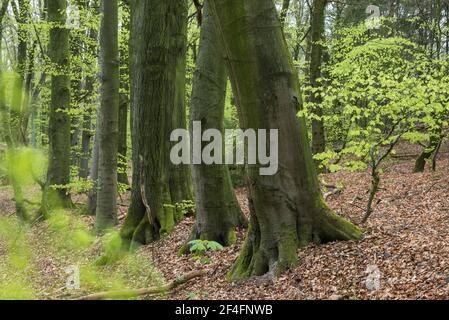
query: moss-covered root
[
  {"left": 228, "top": 225, "right": 299, "bottom": 282},
  {"left": 313, "top": 208, "right": 363, "bottom": 244},
  {"left": 228, "top": 208, "right": 363, "bottom": 282}
]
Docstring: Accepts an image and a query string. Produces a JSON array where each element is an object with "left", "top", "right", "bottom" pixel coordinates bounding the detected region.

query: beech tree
[
  {"left": 209, "top": 0, "right": 362, "bottom": 280},
  {"left": 95, "top": 0, "right": 119, "bottom": 232},
  {"left": 187, "top": 2, "right": 247, "bottom": 247},
  {"left": 121, "top": 0, "right": 190, "bottom": 247},
  {"left": 41, "top": 0, "right": 72, "bottom": 213},
  {"left": 309, "top": 0, "right": 327, "bottom": 157}
]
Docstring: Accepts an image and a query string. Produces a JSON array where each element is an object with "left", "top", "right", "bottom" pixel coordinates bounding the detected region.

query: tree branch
[{"left": 76, "top": 270, "right": 206, "bottom": 300}]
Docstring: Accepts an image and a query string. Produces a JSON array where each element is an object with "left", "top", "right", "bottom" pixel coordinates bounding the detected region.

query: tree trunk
[
  {"left": 117, "top": 3, "right": 129, "bottom": 186},
  {"left": 121, "top": 0, "right": 187, "bottom": 247},
  {"left": 87, "top": 120, "right": 99, "bottom": 215},
  {"left": 0, "top": 0, "right": 10, "bottom": 144},
  {"left": 41, "top": 0, "right": 72, "bottom": 213},
  {"left": 187, "top": 2, "right": 247, "bottom": 247},
  {"left": 117, "top": 93, "right": 129, "bottom": 185},
  {"left": 209, "top": 0, "right": 362, "bottom": 280},
  {"left": 79, "top": 23, "right": 99, "bottom": 180},
  {"left": 413, "top": 133, "right": 440, "bottom": 173},
  {"left": 280, "top": 0, "right": 291, "bottom": 27},
  {"left": 167, "top": 0, "right": 193, "bottom": 210},
  {"left": 95, "top": 0, "right": 119, "bottom": 232},
  {"left": 11, "top": 0, "right": 29, "bottom": 146},
  {"left": 309, "top": 0, "right": 327, "bottom": 157}
]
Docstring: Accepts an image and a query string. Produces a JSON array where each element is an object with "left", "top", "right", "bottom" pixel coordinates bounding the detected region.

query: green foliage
[
  {"left": 304, "top": 20, "right": 449, "bottom": 174},
  {"left": 175, "top": 200, "right": 195, "bottom": 218},
  {"left": 187, "top": 239, "right": 224, "bottom": 265}
]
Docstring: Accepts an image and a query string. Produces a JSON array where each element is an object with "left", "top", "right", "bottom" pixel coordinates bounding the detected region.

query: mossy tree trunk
[
  {"left": 413, "top": 132, "right": 441, "bottom": 173},
  {"left": 187, "top": 2, "right": 247, "bottom": 247},
  {"left": 209, "top": 0, "right": 362, "bottom": 280},
  {"left": 121, "top": 0, "right": 188, "bottom": 247},
  {"left": 309, "top": 0, "right": 327, "bottom": 157},
  {"left": 95, "top": 0, "right": 119, "bottom": 232},
  {"left": 41, "top": 0, "right": 72, "bottom": 213}
]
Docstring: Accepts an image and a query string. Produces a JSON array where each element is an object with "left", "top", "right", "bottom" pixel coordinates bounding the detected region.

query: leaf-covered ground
[
  {"left": 1, "top": 147, "right": 449, "bottom": 300},
  {"left": 147, "top": 154, "right": 449, "bottom": 300}
]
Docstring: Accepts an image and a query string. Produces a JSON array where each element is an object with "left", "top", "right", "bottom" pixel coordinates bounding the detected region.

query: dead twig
[{"left": 76, "top": 270, "right": 206, "bottom": 300}]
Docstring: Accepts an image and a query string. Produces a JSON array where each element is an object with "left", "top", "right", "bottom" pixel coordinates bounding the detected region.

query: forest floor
[
  {"left": 1, "top": 146, "right": 449, "bottom": 300},
  {"left": 148, "top": 151, "right": 449, "bottom": 300}
]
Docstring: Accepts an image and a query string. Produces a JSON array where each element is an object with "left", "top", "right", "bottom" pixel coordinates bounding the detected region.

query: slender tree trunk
[
  {"left": 95, "top": 0, "right": 119, "bottom": 232},
  {"left": 121, "top": 0, "right": 185, "bottom": 247},
  {"left": 209, "top": 0, "right": 362, "bottom": 280},
  {"left": 309, "top": 0, "right": 327, "bottom": 157},
  {"left": 186, "top": 2, "right": 247, "bottom": 247},
  {"left": 41, "top": 0, "right": 72, "bottom": 213},
  {"left": 280, "top": 0, "right": 291, "bottom": 27},
  {"left": 0, "top": 0, "right": 29, "bottom": 221},
  {"left": 117, "top": 3, "right": 129, "bottom": 186},
  {"left": 117, "top": 93, "right": 129, "bottom": 185},
  {"left": 0, "top": 0, "right": 10, "bottom": 145},
  {"left": 79, "top": 24, "right": 98, "bottom": 180},
  {"left": 11, "top": 0, "right": 29, "bottom": 145},
  {"left": 87, "top": 120, "right": 99, "bottom": 215}
]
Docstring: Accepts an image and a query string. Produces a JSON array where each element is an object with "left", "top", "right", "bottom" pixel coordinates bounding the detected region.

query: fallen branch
[{"left": 76, "top": 270, "right": 206, "bottom": 300}]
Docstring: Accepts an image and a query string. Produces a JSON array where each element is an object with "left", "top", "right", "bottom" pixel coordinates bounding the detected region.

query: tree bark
[
  {"left": 187, "top": 2, "right": 247, "bottom": 247},
  {"left": 280, "top": 0, "right": 291, "bottom": 28},
  {"left": 41, "top": 0, "right": 72, "bottom": 213},
  {"left": 167, "top": 0, "right": 193, "bottom": 210},
  {"left": 209, "top": 0, "right": 362, "bottom": 280},
  {"left": 11, "top": 0, "right": 29, "bottom": 145},
  {"left": 121, "top": 0, "right": 188, "bottom": 247},
  {"left": 414, "top": 133, "right": 440, "bottom": 173},
  {"left": 117, "top": 2, "right": 129, "bottom": 186},
  {"left": 309, "top": 0, "right": 327, "bottom": 157},
  {"left": 95, "top": 0, "right": 119, "bottom": 232},
  {"left": 79, "top": 16, "right": 99, "bottom": 180}
]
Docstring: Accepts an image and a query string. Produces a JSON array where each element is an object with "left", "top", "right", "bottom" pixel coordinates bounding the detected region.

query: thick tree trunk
[
  {"left": 167, "top": 0, "right": 193, "bottom": 210},
  {"left": 121, "top": 0, "right": 187, "bottom": 247},
  {"left": 309, "top": 0, "right": 327, "bottom": 157},
  {"left": 42, "top": 0, "right": 72, "bottom": 213},
  {"left": 209, "top": 0, "right": 362, "bottom": 280},
  {"left": 187, "top": 2, "right": 247, "bottom": 247},
  {"left": 95, "top": 0, "right": 119, "bottom": 232}
]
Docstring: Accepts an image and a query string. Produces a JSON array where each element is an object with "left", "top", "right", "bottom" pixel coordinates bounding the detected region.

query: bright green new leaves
[{"left": 306, "top": 20, "right": 449, "bottom": 173}]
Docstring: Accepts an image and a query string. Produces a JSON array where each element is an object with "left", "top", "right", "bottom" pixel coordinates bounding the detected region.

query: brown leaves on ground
[{"left": 146, "top": 157, "right": 449, "bottom": 300}]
